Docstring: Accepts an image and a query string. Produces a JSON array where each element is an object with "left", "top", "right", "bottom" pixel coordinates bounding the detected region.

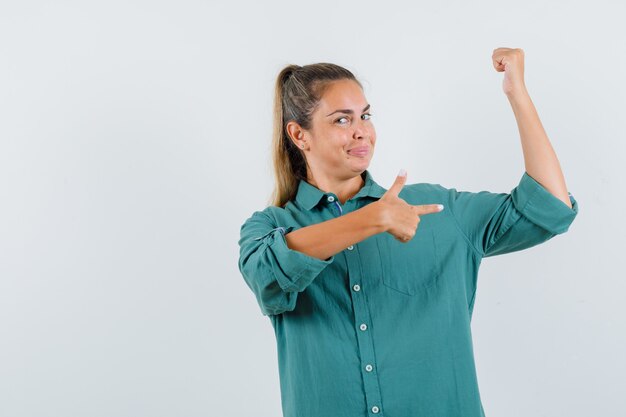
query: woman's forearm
[
  {"left": 507, "top": 87, "right": 573, "bottom": 208},
  {"left": 284, "top": 202, "right": 386, "bottom": 261}
]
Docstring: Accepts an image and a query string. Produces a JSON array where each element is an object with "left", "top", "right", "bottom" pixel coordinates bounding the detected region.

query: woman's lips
[{"left": 347, "top": 146, "right": 369, "bottom": 157}]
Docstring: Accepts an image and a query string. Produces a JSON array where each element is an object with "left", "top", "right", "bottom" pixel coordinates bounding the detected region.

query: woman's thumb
[{"left": 384, "top": 168, "right": 407, "bottom": 197}]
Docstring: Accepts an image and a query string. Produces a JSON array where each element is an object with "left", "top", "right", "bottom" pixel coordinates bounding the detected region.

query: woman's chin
[{"left": 348, "top": 158, "right": 371, "bottom": 171}]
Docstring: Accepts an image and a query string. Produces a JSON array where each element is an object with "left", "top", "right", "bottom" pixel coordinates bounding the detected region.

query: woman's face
[{"left": 289, "top": 78, "right": 376, "bottom": 180}]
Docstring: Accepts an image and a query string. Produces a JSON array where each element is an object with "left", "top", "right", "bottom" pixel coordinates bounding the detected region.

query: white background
[{"left": 1, "top": 1, "right": 624, "bottom": 416}]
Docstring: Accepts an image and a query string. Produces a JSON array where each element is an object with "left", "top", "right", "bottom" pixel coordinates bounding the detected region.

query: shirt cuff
[
  {"left": 254, "top": 226, "right": 334, "bottom": 292},
  {"left": 511, "top": 171, "right": 579, "bottom": 235}
]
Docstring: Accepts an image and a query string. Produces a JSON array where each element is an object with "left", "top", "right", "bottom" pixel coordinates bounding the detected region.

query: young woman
[{"left": 238, "top": 52, "right": 578, "bottom": 417}]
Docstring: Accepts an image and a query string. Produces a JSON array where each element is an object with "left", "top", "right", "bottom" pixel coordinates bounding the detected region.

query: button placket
[
  {"left": 326, "top": 194, "right": 343, "bottom": 216},
  {"left": 343, "top": 219, "right": 384, "bottom": 416}
]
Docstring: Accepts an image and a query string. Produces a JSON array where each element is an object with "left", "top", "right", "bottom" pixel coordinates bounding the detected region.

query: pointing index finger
[{"left": 414, "top": 204, "right": 445, "bottom": 215}]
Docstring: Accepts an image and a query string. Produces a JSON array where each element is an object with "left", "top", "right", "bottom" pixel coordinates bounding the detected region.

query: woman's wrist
[{"left": 361, "top": 201, "right": 388, "bottom": 235}]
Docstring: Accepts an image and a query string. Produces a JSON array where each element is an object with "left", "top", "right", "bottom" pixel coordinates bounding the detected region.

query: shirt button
[
  {"left": 327, "top": 195, "right": 335, "bottom": 202},
  {"left": 365, "top": 364, "right": 373, "bottom": 372},
  {"left": 360, "top": 323, "right": 367, "bottom": 331},
  {"left": 347, "top": 245, "right": 354, "bottom": 250},
  {"left": 371, "top": 406, "right": 380, "bottom": 413},
  {"left": 352, "top": 284, "right": 360, "bottom": 292}
]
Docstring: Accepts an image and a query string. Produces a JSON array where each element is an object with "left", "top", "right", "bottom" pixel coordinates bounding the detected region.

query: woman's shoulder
[
  {"left": 399, "top": 180, "right": 450, "bottom": 199},
  {"left": 240, "top": 204, "right": 294, "bottom": 229}
]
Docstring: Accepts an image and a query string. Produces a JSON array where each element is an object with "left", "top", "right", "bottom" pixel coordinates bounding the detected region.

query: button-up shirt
[{"left": 238, "top": 169, "right": 579, "bottom": 417}]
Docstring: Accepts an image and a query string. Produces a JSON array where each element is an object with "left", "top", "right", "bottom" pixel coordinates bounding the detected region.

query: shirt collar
[{"left": 295, "top": 169, "right": 387, "bottom": 211}]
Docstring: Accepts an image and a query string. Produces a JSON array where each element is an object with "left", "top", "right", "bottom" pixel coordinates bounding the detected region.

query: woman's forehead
[
  {"left": 318, "top": 88, "right": 368, "bottom": 115},
  {"left": 320, "top": 80, "right": 365, "bottom": 104}
]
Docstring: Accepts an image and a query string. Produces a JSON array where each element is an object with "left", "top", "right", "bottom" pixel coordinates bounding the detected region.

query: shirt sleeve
[
  {"left": 443, "top": 171, "right": 579, "bottom": 258},
  {"left": 238, "top": 210, "right": 335, "bottom": 316}
]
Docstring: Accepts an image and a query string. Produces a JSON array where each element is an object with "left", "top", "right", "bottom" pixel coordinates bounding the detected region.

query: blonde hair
[{"left": 269, "top": 62, "right": 363, "bottom": 207}]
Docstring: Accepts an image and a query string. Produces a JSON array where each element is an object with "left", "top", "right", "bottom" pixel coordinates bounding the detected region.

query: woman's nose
[{"left": 353, "top": 124, "right": 369, "bottom": 139}]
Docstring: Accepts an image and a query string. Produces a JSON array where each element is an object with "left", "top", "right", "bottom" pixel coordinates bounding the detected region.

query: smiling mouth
[{"left": 347, "top": 148, "right": 369, "bottom": 157}]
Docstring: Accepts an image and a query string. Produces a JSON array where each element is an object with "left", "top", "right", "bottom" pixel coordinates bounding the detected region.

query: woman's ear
[{"left": 286, "top": 121, "right": 308, "bottom": 150}]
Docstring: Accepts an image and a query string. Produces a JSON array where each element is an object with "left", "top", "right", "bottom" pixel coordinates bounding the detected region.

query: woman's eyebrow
[{"left": 326, "top": 104, "right": 370, "bottom": 117}]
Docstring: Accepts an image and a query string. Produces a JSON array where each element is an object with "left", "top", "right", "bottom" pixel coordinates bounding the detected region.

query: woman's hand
[
  {"left": 492, "top": 47, "right": 527, "bottom": 97},
  {"left": 375, "top": 170, "right": 444, "bottom": 243}
]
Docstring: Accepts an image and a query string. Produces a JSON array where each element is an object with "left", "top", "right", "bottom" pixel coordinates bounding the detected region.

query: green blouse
[{"left": 238, "top": 169, "right": 579, "bottom": 417}]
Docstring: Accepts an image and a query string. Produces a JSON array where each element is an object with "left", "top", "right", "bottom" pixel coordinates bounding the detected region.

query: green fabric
[{"left": 238, "top": 169, "right": 579, "bottom": 417}]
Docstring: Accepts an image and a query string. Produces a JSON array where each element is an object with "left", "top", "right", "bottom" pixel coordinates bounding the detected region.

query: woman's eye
[{"left": 336, "top": 113, "right": 373, "bottom": 125}]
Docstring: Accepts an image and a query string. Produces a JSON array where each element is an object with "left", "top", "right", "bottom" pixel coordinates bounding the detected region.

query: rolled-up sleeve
[
  {"left": 444, "top": 171, "right": 579, "bottom": 258},
  {"left": 238, "top": 211, "right": 335, "bottom": 316}
]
